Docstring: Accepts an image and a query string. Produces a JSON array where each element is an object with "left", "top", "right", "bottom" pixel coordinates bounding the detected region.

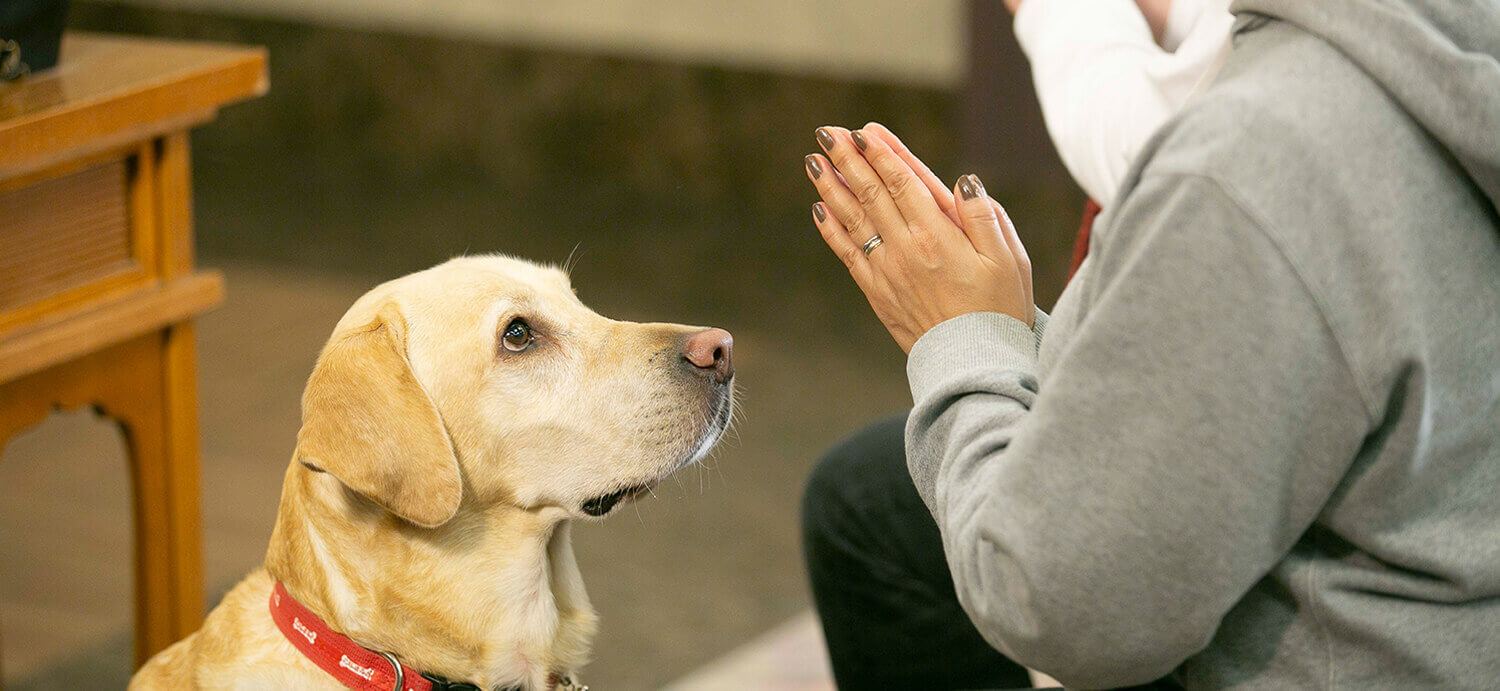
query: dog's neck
[{"left": 264, "top": 463, "right": 597, "bottom": 690}]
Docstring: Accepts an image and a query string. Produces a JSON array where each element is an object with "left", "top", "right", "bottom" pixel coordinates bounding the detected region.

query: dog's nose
[{"left": 684, "top": 328, "right": 734, "bottom": 383}]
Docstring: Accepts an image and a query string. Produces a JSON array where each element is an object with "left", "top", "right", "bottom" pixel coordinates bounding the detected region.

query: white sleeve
[{"left": 1012, "top": 0, "right": 1232, "bottom": 206}]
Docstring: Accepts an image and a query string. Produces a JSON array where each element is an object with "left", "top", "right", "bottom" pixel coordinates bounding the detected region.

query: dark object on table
[{"left": 1, "top": 0, "right": 70, "bottom": 81}]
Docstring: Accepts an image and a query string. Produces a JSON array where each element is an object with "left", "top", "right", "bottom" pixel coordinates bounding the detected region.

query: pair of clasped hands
[{"left": 803, "top": 123, "right": 1034, "bottom": 353}]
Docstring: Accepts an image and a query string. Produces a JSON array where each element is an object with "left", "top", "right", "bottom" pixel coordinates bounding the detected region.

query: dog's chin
[{"left": 580, "top": 386, "right": 733, "bottom": 518}]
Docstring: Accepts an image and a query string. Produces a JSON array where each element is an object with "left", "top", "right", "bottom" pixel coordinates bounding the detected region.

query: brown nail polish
[
  {"left": 959, "top": 174, "right": 984, "bottom": 200},
  {"left": 816, "top": 127, "right": 835, "bottom": 151},
  {"left": 812, "top": 203, "right": 826, "bottom": 223},
  {"left": 805, "top": 154, "right": 823, "bottom": 180},
  {"left": 852, "top": 130, "right": 868, "bottom": 151}
]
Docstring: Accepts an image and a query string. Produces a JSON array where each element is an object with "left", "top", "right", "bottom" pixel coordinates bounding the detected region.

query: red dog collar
[
  {"left": 270, "top": 581, "right": 450, "bottom": 690},
  {"left": 270, "top": 581, "right": 588, "bottom": 691}
]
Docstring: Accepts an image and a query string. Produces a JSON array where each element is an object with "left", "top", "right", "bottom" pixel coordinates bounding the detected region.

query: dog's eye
[{"left": 501, "top": 318, "right": 535, "bottom": 352}]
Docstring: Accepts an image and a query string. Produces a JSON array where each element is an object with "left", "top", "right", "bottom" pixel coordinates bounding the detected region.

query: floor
[
  {"left": 0, "top": 259, "right": 909, "bottom": 689},
  {"left": 665, "top": 613, "right": 834, "bottom": 691}
]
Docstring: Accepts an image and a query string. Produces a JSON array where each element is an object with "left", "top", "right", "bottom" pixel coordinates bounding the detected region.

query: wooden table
[{"left": 0, "top": 33, "right": 266, "bottom": 667}]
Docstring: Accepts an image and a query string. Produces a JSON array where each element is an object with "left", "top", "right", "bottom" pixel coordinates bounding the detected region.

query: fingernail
[
  {"left": 852, "top": 130, "right": 868, "bottom": 151},
  {"left": 959, "top": 174, "right": 985, "bottom": 201},
  {"left": 812, "top": 203, "right": 826, "bottom": 223},
  {"left": 805, "top": 154, "right": 823, "bottom": 180},
  {"left": 815, "top": 127, "right": 835, "bottom": 152}
]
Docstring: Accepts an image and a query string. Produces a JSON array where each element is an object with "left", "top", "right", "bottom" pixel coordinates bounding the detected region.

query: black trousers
[
  {"left": 801, "top": 414, "right": 1177, "bottom": 690},
  {"left": 801, "top": 413, "right": 1034, "bottom": 690}
]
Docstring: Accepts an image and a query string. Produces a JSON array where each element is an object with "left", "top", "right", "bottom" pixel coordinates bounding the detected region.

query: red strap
[
  {"left": 270, "top": 581, "right": 432, "bottom": 691},
  {"left": 1068, "top": 199, "right": 1102, "bottom": 281}
]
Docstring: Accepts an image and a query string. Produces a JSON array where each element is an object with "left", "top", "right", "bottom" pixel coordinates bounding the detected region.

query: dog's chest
[{"left": 460, "top": 564, "right": 596, "bottom": 689}]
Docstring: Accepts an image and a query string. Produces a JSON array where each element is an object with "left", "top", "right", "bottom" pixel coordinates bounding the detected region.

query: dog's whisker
[{"left": 562, "top": 242, "right": 585, "bottom": 276}]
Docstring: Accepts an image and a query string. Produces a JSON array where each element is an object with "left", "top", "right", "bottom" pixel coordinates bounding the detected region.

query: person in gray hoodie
[{"left": 799, "top": 1, "right": 1500, "bottom": 689}]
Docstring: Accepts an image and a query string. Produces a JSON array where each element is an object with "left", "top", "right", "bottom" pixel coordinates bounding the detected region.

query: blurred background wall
[
  {"left": 3, "top": 1, "right": 1083, "bottom": 688},
  {"left": 66, "top": 0, "right": 1081, "bottom": 310},
  {"left": 112, "top": 0, "right": 968, "bottom": 85}
]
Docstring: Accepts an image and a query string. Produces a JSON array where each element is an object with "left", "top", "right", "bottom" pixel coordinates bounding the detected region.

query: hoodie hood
[{"left": 1232, "top": 0, "right": 1500, "bottom": 211}]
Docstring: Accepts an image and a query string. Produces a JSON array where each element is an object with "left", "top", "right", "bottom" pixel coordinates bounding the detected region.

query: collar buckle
[{"left": 376, "top": 651, "right": 404, "bottom": 691}]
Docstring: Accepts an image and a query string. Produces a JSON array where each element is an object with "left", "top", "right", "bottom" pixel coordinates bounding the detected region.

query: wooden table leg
[
  {"left": 112, "top": 329, "right": 206, "bottom": 665},
  {"left": 152, "top": 127, "right": 210, "bottom": 662},
  {"left": 108, "top": 338, "right": 178, "bottom": 666},
  {"left": 159, "top": 321, "right": 206, "bottom": 647}
]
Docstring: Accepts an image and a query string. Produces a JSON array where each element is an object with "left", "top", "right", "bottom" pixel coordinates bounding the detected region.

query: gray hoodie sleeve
[{"left": 904, "top": 173, "right": 1373, "bottom": 687}]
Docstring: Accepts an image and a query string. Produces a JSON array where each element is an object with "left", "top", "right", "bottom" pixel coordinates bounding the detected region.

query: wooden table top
[{"left": 0, "top": 32, "right": 267, "bottom": 178}]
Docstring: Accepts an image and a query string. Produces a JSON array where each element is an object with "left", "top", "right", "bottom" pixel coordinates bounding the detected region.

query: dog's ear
[{"left": 295, "top": 304, "right": 462, "bottom": 528}]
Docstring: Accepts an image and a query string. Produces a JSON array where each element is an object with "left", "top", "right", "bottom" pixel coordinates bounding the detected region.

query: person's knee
[{"left": 800, "top": 443, "right": 855, "bottom": 550}]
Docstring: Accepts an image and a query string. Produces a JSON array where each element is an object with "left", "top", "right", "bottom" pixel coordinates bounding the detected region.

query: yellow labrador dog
[{"left": 130, "top": 255, "right": 735, "bottom": 690}]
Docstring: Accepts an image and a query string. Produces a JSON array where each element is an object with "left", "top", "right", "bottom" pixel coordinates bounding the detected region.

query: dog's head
[{"left": 293, "top": 255, "right": 734, "bottom": 527}]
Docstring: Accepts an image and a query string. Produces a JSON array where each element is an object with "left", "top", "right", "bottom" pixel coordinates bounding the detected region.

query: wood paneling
[{"left": 0, "top": 160, "right": 136, "bottom": 313}]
